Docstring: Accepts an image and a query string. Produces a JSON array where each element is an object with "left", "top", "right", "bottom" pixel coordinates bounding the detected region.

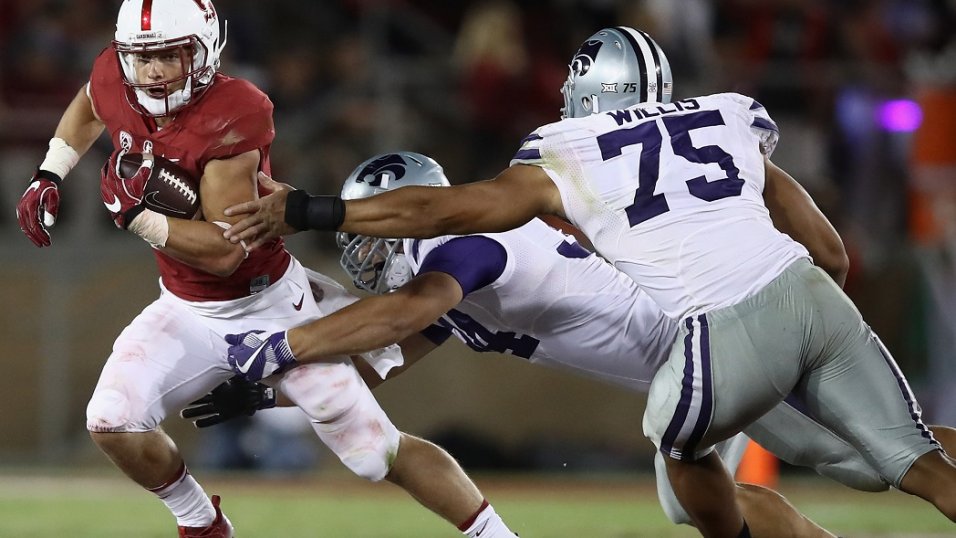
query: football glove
[
  {"left": 226, "top": 330, "right": 298, "bottom": 382},
  {"left": 16, "top": 169, "right": 62, "bottom": 247},
  {"left": 180, "top": 375, "right": 277, "bottom": 428},
  {"left": 100, "top": 151, "right": 153, "bottom": 229}
]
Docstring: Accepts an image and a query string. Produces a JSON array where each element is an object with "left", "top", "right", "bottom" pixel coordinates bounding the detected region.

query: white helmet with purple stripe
[
  {"left": 560, "top": 26, "right": 673, "bottom": 119},
  {"left": 337, "top": 152, "right": 450, "bottom": 294}
]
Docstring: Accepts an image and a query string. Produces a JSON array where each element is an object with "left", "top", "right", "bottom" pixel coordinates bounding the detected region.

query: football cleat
[{"left": 178, "top": 495, "right": 233, "bottom": 538}]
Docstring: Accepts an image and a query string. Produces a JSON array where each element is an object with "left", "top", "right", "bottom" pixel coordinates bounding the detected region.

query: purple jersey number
[
  {"left": 438, "top": 309, "right": 540, "bottom": 359},
  {"left": 597, "top": 109, "right": 743, "bottom": 226}
]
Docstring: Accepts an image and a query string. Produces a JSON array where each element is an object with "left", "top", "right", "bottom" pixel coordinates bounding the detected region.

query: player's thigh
[
  {"left": 801, "top": 327, "right": 938, "bottom": 488},
  {"left": 643, "top": 315, "right": 799, "bottom": 460},
  {"left": 86, "top": 298, "right": 233, "bottom": 432},
  {"left": 745, "top": 400, "right": 888, "bottom": 491}
]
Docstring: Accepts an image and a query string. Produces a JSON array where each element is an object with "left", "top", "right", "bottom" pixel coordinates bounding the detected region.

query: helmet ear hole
[{"left": 581, "top": 96, "right": 593, "bottom": 114}]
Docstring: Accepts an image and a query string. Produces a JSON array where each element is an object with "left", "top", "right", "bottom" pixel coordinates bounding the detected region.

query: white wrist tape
[
  {"left": 128, "top": 209, "right": 169, "bottom": 248},
  {"left": 39, "top": 138, "right": 80, "bottom": 180}
]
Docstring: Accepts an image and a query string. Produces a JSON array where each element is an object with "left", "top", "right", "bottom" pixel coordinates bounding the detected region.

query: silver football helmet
[
  {"left": 337, "top": 152, "right": 450, "bottom": 294},
  {"left": 560, "top": 27, "right": 673, "bottom": 119}
]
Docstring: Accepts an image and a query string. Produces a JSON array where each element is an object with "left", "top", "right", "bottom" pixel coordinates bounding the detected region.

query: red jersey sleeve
[{"left": 195, "top": 77, "right": 275, "bottom": 162}]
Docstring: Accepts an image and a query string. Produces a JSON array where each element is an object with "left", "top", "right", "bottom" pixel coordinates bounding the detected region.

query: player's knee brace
[
  {"left": 281, "top": 363, "right": 401, "bottom": 481},
  {"left": 308, "top": 391, "right": 401, "bottom": 481},
  {"left": 86, "top": 387, "right": 133, "bottom": 432}
]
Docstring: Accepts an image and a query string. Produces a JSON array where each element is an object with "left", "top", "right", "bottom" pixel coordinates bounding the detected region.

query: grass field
[{"left": 0, "top": 469, "right": 952, "bottom": 537}]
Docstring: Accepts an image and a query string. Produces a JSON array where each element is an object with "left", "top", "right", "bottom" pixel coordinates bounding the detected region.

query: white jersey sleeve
[{"left": 512, "top": 93, "right": 809, "bottom": 319}]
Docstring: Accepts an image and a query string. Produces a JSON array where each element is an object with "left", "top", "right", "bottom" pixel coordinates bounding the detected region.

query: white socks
[
  {"left": 148, "top": 464, "right": 215, "bottom": 527},
  {"left": 459, "top": 500, "right": 519, "bottom": 538}
]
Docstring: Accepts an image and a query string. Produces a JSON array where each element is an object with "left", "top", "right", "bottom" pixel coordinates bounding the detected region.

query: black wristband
[
  {"left": 35, "top": 168, "right": 63, "bottom": 185},
  {"left": 285, "top": 190, "right": 346, "bottom": 231}
]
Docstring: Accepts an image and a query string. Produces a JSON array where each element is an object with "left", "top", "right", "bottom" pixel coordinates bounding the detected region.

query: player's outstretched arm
[
  {"left": 763, "top": 157, "right": 849, "bottom": 287},
  {"left": 341, "top": 164, "right": 564, "bottom": 239},
  {"left": 227, "top": 271, "right": 463, "bottom": 382},
  {"left": 185, "top": 332, "right": 441, "bottom": 428},
  {"left": 224, "top": 164, "right": 565, "bottom": 247}
]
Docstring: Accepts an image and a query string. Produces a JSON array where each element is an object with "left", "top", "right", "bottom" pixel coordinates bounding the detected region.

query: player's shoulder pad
[
  {"left": 200, "top": 75, "right": 276, "bottom": 158},
  {"left": 705, "top": 92, "right": 780, "bottom": 156},
  {"left": 511, "top": 127, "right": 548, "bottom": 166}
]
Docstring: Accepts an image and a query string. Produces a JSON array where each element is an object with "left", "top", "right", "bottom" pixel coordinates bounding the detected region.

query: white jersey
[
  {"left": 512, "top": 93, "right": 810, "bottom": 319},
  {"left": 404, "top": 218, "right": 676, "bottom": 392}
]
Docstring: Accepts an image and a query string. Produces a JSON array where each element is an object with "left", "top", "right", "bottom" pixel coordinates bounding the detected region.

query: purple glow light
[{"left": 878, "top": 99, "right": 922, "bottom": 132}]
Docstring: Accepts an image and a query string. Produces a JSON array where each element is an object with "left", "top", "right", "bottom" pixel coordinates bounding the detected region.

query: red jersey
[{"left": 89, "top": 48, "right": 291, "bottom": 301}]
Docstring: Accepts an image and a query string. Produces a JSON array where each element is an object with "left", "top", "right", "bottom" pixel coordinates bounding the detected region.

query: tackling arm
[
  {"left": 286, "top": 271, "right": 464, "bottom": 361},
  {"left": 340, "top": 164, "right": 564, "bottom": 238},
  {"left": 161, "top": 150, "right": 259, "bottom": 276},
  {"left": 222, "top": 164, "right": 565, "bottom": 247},
  {"left": 763, "top": 157, "right": 849, "bottom": 287}
]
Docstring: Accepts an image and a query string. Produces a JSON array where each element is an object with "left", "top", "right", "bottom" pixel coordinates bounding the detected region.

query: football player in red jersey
[{"left": 14, "top": 1, "right": 518, "bottom": 537}]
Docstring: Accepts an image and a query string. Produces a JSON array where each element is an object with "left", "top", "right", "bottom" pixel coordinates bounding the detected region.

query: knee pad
[
  {"left": 86, "top": 387, "right": 133, "bottom": 432},
  {"left": 308, "top": 390, "right": 400, "bottom": 481},
  {"left": 280, "top": 362, "right": 401, "bottom": 481}
]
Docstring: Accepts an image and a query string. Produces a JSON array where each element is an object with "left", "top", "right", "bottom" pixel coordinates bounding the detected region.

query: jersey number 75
[{"left": 597, "top": 109, "right": 743, "bottom": 226}]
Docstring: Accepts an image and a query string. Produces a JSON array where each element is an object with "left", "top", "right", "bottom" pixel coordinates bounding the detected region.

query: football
[{"left": 119, "top": 153, "right": 201, "bottom": 219}]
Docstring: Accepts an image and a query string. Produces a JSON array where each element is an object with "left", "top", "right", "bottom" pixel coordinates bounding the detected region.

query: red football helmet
[{"left": 113, "top": 0, "right": 226, "bottom": 117}]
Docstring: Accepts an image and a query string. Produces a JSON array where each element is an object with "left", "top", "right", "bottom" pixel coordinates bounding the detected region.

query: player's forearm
[
  {"left": 287, "top": 186, "right": 470, "bottom": 238},
  {"left": 286, "top": 294, "right": 434, "bottom": 362},
  {"left": 161, "top": 219, "right": 248, "bottom": 276}
]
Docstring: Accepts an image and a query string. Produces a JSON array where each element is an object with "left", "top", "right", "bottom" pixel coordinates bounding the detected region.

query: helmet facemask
[
  {"left": 336, "top": 151, "right": 451, "bottom": 295},
  {"left": 112, "top": 0, "right": 226, "bottom": 118},
  {"left": 114, "top": 38, "right": 212, "bottom": 118},
  {"left": 336, "top": 233, "right": 412, "bottom": 294}
]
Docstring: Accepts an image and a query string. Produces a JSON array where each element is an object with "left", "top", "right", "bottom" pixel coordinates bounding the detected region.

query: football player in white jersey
[
  {"left": 211, "top": 151, "right": 956, "bottom": 536},
  {"left": 222, "top": 27, "right": 956, "bottom": 537}
]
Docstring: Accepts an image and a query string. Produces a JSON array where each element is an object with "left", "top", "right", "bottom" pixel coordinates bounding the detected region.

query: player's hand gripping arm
[
  {"left": 226, "top": 271, "right": 464, "bottom": 382},
  {"left": 17, "top": 86, "right": 104, "bottom": 247},
  {"left": 219, "top": 172, "right": 298, "bottom": 249},
  {"left": 763, "top": 157, "right": 849, "bottom": 287},
  {"left": 223, "top": 164, "right": 564, "bottom": 248},
  {"left": 159, "top": 150, "right": 260, "bottom": 276},
  {"left": 184, "top": 333, "right": 439, "bottom": 427}
]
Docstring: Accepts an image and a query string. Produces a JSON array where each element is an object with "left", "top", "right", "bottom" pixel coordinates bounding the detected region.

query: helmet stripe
[
  {"left": 635, "top": 29, "right": 664, "bottom": 103},
  {"left": 615, "top": 27, "right": 648, "bottom": 103},
  {"left": 141, "top": 0, "right": 154, "bottom": 31}
]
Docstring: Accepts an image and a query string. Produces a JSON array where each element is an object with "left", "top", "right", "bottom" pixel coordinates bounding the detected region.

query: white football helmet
[
  {"left": 560, "top": 27, "right": 673, "bottom": 119},
  {"left": 337, "top": 152, "right": 450, "bottom": 294},
  {"left": 113, "top": 0, "right": 227, "bottom": 117}
]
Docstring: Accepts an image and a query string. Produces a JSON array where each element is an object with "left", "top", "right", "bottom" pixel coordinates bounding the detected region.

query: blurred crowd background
[{"left": 1, "top": 0, "right": 954, "bottom": 475}]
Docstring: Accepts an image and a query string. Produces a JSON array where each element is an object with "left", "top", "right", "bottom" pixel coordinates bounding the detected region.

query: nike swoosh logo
[
  {"left": 474, "top": 521, "right": 489, "bottom": 536},
  {"left": 104, "top": 194, "right": 121, "bottom": 213},
  {"left": 144, "top": 191, "right": 187, "bottom": 215},
  {"left": 236, "top": 344, "right": 269, "bottom": 375},
  {"left": 293, "top": 294, "right": 304, "bottom": 311}
]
